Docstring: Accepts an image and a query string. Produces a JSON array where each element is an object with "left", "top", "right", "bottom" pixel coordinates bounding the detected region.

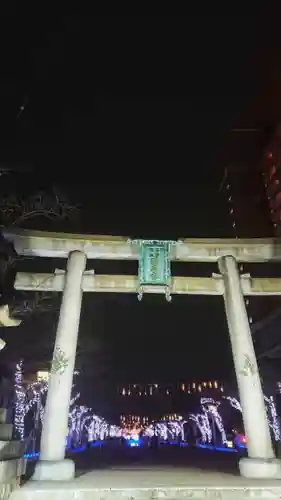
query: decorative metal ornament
[
  {"left": 129, "top": 239, "right": 179, "bottom": 302},
  {"left": 240, "top": 354, "right": 256, "bottom": 377},
  {"left": 51, "top": 346, "right": 68, "bottom": 375}
]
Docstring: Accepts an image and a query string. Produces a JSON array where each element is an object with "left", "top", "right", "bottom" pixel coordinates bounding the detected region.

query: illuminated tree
[
  {"left": 13, "top": 360, "right": 25, "bottom": 440},
  {"left": 12, "top": 366, "right": 122, "bottom": 453}
]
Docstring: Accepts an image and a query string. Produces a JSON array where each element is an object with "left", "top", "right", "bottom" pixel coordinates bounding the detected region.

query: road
[
  {"left": 71, "top": 444, "right": 241, "bottom": 475},
  {"left": 25, "top": 444, "right": 245, "bottom": 479}
]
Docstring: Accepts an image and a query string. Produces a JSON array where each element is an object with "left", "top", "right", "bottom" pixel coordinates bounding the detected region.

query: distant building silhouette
[{"left": 117, "top": 380, "right": 224, "bottom": 423}]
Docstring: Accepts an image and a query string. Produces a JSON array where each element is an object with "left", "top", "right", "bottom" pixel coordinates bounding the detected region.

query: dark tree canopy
[{"left": 0, "top": 184, "right": 80, "bottom": 366}]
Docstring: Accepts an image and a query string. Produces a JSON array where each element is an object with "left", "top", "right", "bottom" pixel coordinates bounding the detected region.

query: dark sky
[
  {"left": 2, "top": 12, "right": 280, "bottom": 170},
  {"left": 1, "top": 12, "right": 281, "bottom": 406}
]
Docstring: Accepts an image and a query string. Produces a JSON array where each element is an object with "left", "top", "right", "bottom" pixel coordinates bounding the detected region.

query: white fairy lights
[
  {"left": 14, "top": 360, "right": 25, "bottom": 440},
  {"left": 12, "top": 361, "right": 281, "bottom": 447}
]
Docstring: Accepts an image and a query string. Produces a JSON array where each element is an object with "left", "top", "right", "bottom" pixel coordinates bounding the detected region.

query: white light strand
[
  {"left": 224, "top": 396, "right": 242, "bottom": 412},
  {"left": 264, "top": 396, "right": 280, "bottom": 441},
  {"left": 14, "top": 361, "right": 281, "bottom": 448},
  {"left": 189, "top": 413, "right": 212, "bottom": 443},
  {"left": 225, "top": 395, "right": 280, "bottom": 442},
  {"left": 14, "top": 360, "right": 25, "bottom": 440}
]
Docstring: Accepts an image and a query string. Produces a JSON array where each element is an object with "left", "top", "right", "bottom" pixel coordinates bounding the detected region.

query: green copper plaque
[
  {"left": 139, "top": 243, "right": 170, "bottom": 285},
  {"left": 130, "top": 239, "right": 179, "bottom": 302}
]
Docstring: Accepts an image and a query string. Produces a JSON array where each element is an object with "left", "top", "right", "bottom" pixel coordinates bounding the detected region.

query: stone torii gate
[{"left": 5, "top": 229, "right": 281, "bottom": 481}]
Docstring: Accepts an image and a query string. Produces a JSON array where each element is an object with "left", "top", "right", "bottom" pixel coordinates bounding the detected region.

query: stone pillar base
[
  {"left": 239, "top": 457, "right": 281, "bottom": 479},
  {"left": 31, "top": 459, "right": 75, "bottom": 481}
]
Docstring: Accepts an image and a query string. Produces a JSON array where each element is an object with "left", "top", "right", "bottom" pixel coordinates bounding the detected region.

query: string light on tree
[
  {"left": 225, "top": 394, "right": 280, "bottom": 442},
  {"left": 14, "top": 360, "right": 281, "bottom": 451},
  {"left": 224, "top": 396, "right": 242, "bottom": 412},
  {"left": 14, "top": 360, "right": 25, "bottom": 440},
  {"left": 189, "top": 413, "right": 212, "bottom": 443},
  {"left": 264, "top": 395, "right": 281, "bottom": 441},
  {"left": 201, "top": 398, "right": 227, "bottom": 444}
]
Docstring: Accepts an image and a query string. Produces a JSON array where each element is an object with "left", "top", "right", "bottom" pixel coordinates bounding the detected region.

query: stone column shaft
[
  {"left": 33, "top": 250, "right": 87, "bottom": 480},
  {"left": 219, "top": 256, "right": 274, "bottom": 460}
]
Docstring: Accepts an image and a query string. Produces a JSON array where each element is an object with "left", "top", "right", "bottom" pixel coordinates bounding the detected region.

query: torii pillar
[
  {"left": 32, "top": 250, "right": 87, "bottom": 481},
  {"left": 219, "top": 255, "right": 281, "bottom": 479}
]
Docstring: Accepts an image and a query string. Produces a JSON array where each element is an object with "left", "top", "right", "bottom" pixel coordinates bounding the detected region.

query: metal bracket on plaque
[{"left": 129, "top": 239, "right": 180, "bottom": 302}]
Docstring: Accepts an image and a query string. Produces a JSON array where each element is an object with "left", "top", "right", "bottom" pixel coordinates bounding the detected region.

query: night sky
[{"left": 1, "top": 12, "right": 281, "bottom": 411}]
